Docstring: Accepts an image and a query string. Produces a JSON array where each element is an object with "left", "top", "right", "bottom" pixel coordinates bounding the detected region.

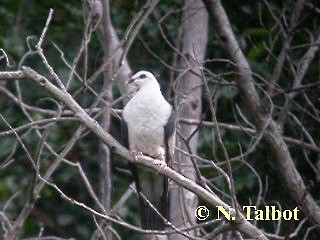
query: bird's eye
[{"left": 139, "top": 74, "right": 147, "bottom": 79}]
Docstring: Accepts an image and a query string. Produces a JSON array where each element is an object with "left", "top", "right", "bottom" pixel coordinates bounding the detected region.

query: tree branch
[{"left": 202, "top": 0, "right": 320, "bottom": 225}]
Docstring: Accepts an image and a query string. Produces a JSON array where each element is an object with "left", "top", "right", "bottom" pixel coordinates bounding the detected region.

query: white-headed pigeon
[{"left": 122, "top": 70, "right": 176, "bottom": 230}]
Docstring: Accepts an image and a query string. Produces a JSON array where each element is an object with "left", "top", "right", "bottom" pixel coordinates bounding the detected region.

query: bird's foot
[
  {"left": 153, "top": 159, "right": 167, "bottom": 174},
  {"left": 130, "top": 150, "right": 143, "bottom": 162}
]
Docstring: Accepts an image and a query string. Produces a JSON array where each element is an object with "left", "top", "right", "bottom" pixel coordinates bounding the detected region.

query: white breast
[{"left": 123, "top": 85, "right": 172, "bottom": 157}]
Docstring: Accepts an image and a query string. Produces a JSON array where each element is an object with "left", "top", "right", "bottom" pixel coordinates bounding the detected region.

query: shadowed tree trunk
[
  {"left": 91, "top": 0, "right": 114, "bottom": 239},
  {"left": 94, "top": 0, "right": 132, "bottom": 239},
  {"left": 170, "top": 1, "right": 208, "bottom": 239}
]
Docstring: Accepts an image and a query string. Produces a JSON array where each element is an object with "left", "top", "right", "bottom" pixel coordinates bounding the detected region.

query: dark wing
[
  {"left": 121, "top": 119, "right": 129, "bottom": 149},
  {"left": 164, "top": 108, "right": 176, "bottom": 166}
]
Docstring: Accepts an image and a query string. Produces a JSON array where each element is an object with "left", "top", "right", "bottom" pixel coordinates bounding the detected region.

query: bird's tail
[{"left": 138, "top": 190, "right": 168, "bottom": 230}]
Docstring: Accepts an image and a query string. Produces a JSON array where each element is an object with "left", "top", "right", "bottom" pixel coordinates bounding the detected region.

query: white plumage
[
  {"left": 122, "top": 70, "right": 175, "bottom": 230},
  {"left": 123, "top": 72, "right": 174, "bottom": 160}
]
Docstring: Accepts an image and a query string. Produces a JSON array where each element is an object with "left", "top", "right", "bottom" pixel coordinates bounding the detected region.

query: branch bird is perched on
[{"left": 122, "top": 70, "right": 176, "bottom": 230}]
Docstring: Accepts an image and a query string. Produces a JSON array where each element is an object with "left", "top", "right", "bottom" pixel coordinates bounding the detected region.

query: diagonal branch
[{"left": 202, "top": 0, "right": 320, "bottom": 225}]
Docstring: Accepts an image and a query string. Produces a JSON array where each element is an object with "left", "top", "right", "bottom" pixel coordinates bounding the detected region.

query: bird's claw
[{"left": 130, "top": 150, "right": 143, "bottom": 162}]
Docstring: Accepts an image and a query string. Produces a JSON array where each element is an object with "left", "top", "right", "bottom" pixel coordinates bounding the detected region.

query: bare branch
[{"left": 202, "top": 0, "right": 320, "bottom": 226}]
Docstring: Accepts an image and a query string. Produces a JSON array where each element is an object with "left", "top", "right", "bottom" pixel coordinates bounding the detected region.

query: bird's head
[{"left": 127, "top": 71, "right": 158, "bottom": 89}]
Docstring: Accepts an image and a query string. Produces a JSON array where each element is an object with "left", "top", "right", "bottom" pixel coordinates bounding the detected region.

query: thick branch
[{"left": 202, "top": 0, "right": 320, "bottom": 225}]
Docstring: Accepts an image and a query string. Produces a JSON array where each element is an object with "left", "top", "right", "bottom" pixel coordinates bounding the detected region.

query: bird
[{"left": 121, "top": 70, "right": 176, "bottom": 230}]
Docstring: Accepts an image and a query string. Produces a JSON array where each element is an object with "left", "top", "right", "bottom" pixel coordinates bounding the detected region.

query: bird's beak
[{"left": 126, "top": 77, "right": 134, "bottom": 85}]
